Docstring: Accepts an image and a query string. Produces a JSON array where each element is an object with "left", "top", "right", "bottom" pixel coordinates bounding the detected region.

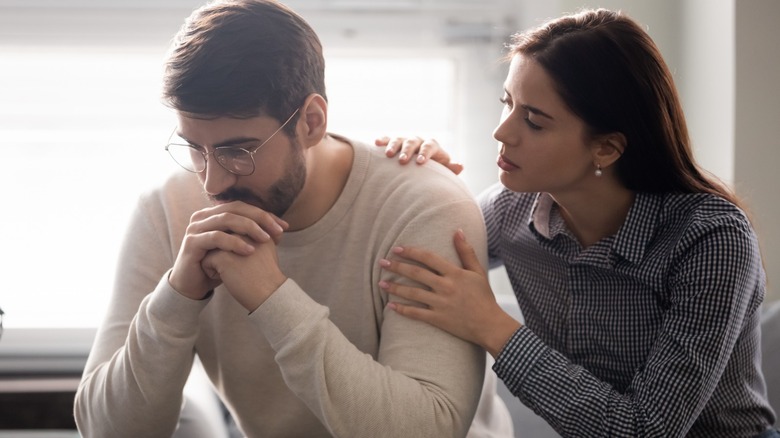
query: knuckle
[
  {"left": 189, "top": 209, "right": 209, "bottom": 224},
  {"left": 181, "top": 233, "right": 198, "bottom": 247},
  {"left": 440, "top": 278, "right": 455, "bottom": 293},
  {"left": 406, "top": 264, "right": 422, "bottom": 276}
]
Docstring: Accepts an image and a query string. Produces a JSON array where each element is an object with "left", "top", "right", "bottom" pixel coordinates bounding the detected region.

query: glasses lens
[
  {"left": 167, "top": 144, "right": 205, "bottom": 173},
  {"left": 215, "top": 148, "right": 255, "bottom": 176}
]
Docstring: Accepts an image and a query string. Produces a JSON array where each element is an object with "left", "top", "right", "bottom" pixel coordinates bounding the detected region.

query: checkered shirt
[{"left": 480, "top": 184, "right": 776, "bottom": 437}]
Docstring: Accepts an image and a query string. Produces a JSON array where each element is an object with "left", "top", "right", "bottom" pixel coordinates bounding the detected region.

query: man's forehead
[{"left": 175, "top": 113, "right": 280, "bottom": 145}]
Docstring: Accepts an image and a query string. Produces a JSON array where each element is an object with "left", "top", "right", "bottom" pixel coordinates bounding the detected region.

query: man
[{"left": 74, "top": 1, "right": 511, "bottom": 436}]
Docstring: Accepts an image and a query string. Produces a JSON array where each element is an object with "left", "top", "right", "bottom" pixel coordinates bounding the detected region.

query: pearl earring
[{"left": 594, "top": 164, "right": 603, "bottom": 177}]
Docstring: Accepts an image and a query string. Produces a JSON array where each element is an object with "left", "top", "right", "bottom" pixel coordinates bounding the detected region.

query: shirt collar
[
  {"left": 529, "top": 193, "right": 554, "bottom": 239},
  {"left": 611, "top": 192, "right": 662, "bottom": 265},
  {"left": 529, "top": 192, "right": 662, "bottom": 265}
]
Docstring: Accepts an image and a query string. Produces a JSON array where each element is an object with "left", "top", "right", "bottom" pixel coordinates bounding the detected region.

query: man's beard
[{"left": 209, "top": 141, "right": 307, "bottom": 218}]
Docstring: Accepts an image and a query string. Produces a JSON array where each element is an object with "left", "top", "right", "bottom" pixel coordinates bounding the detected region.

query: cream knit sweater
[{"left": 75, "top": 139, "right": 507, "bottom": 437}]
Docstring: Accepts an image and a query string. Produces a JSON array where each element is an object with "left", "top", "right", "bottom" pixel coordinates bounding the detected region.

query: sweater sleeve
[
  {"left": 74, "top": 187, "right": 207, "bottom": 438},
  {"left": 251, "top": 198, "right": 488, "bottom": 438}
]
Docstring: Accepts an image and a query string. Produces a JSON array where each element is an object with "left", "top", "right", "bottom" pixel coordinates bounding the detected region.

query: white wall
[
  {"left": 680, "top": 0, "right": 735, "bottom": 184},
  {"left": 735, "top": 0, "right": 780, "bottom": 303}
]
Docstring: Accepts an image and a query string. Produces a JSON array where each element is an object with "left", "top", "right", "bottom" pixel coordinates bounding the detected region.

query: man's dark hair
[{"left": 163, "top": 0, "right": 327, "bottom": 132}]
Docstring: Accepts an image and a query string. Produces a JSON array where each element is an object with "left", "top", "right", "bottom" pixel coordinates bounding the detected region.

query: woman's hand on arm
[
  {"left": 375, "top": 136, "right": 464, "bottom": 175},
  {"left": 378, "top": 229, "right": 520, "bottom": 357}
]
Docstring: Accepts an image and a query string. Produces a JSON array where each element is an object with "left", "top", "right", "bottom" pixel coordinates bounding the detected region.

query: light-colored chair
[
  {"left": 175, "top": 359, "right": 230, "bottom": 438},
  {"left": 495, "top": 295, "right": 558, "bottom": 437},
  {"left": 761, "top": 300, "right": 780, "bottom": 417}
]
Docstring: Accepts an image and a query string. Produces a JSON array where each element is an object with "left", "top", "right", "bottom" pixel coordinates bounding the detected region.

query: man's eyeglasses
[{"left": 165, "top": 108, "right": 300, "bottom": 177}]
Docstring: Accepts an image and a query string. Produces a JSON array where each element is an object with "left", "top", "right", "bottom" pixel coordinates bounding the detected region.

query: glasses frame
[{"left": 165, "top": 107, "right": 300, "bottom": 177}]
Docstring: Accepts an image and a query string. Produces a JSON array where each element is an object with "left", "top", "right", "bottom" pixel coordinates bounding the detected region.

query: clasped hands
[{"left": 168, "top": 201, "right": 289, "bottom": 312}]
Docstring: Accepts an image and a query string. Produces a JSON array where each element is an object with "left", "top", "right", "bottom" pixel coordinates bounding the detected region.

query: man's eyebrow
[
  {"left": 176, "top": 133, "right": 262, "bottom": 148},
  {"left": 520, "top": 104, "right": 554, "bottom": 120}
]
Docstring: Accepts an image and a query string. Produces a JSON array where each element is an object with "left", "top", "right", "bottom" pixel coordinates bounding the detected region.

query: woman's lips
[{"left": 497, "top": 155, "right": 519, "bottom": 171}]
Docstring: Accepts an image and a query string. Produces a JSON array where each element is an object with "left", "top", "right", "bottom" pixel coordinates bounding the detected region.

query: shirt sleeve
[
  {"left": 74, "top": 189, "right": 206, "bottom": 437},
  {"left": 478, "top": 183, "right": 507, "bottom": 269},
  {"left": 250, "top": 198, "right": 488, "bottom": 438},
  {"left": 492, "top": 212, "right": 765, "bottom": 437}
]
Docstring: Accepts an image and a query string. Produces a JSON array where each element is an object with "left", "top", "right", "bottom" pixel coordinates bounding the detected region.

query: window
[
  {"left": 0, "top": 48, "right": 174, "bottom": 328},
  {"left": 326, "top": 56, "right": 456, "bottom": 143}
]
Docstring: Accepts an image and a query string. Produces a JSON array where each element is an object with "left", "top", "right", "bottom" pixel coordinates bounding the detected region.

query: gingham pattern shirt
[{"left": 481, "top": 184, "right": 776, "bottom": 437}]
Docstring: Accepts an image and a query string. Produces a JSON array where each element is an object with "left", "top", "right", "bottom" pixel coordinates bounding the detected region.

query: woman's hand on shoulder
[{"left": 375, "top": 136, "right": 464, "bottom": 175}]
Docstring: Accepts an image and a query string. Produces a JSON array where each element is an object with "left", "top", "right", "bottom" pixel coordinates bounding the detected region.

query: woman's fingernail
[
  {"left": 379, "top": 280, "right": 389, "bottom": 289},
  {"left": 379, "top": 259, "right": 391, "bottom": 267},
  {"left": 399, "top": 153, "right": 408, "bottom": 161},
  {"left": 416, "top": 155, "right": 426, "bottom": 164},
  {"left": 392, "top": 246, "right": 403, "bottom": 254}
]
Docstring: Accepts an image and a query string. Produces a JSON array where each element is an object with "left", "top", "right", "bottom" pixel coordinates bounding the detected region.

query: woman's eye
[
  {"left": 499, "top": 96, "right": 511, "bottom": 108},
  {"left": 524, "top": 116, "right": 542, "bottom": 130}
]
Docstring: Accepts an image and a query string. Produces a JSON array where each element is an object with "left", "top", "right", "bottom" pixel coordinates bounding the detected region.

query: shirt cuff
[{"left": 492, "top": 325, "right": 550, "bottom": 392}]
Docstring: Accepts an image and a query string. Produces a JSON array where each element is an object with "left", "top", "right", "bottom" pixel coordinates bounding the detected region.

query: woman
[{"left": 376, "top": 8, "right": 778, "bottom": 437}]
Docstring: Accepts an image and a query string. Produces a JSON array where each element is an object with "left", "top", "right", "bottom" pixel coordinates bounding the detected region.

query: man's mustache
[{"left": 210, "top": 188, "right": 263, "bottom": 205}]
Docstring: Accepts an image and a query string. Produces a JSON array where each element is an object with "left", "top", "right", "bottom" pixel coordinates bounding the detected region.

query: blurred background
[
  {"left": 1, "top": 0, "right": 778, "bottom": 331},
  {"left": 0, "top": 0, "right": 778, "bottom": 433}
]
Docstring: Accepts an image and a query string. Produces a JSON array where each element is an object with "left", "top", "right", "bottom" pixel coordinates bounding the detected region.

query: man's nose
[{"left": 201, "top": 157, "right": 238, "bottom": 196}]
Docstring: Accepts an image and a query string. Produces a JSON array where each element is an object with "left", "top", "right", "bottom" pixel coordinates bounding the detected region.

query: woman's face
[{"left": 493, "top": 54, "right": 597, "bottom": 196}]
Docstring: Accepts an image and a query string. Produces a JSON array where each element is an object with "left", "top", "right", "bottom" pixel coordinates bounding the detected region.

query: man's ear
[
  {"left": 296, "top": 93, "right": 328, "bottom": 148},
  {"left": 591, "top": 131, "right": 626, "bottom": 169}
]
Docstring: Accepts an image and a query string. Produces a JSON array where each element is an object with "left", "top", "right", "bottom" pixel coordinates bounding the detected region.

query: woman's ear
[
  {"left": 591, "top": 131, "right": 626, "bottom": 168},
  {"left": 296, "top": 93, "right": 328, "bottom": 148}
]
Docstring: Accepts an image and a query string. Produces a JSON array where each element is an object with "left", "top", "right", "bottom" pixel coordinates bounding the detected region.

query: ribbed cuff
[
  {"left": 146, "top": 270, "right": 212, "bottom": 334},
  {"left": 249, "top": 278, "right": 327, "bottom": 349}
]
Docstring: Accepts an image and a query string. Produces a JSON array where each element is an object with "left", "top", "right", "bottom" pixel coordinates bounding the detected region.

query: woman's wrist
[{"left": 482, "top": 308, "right": 522, "bottom": 359}]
